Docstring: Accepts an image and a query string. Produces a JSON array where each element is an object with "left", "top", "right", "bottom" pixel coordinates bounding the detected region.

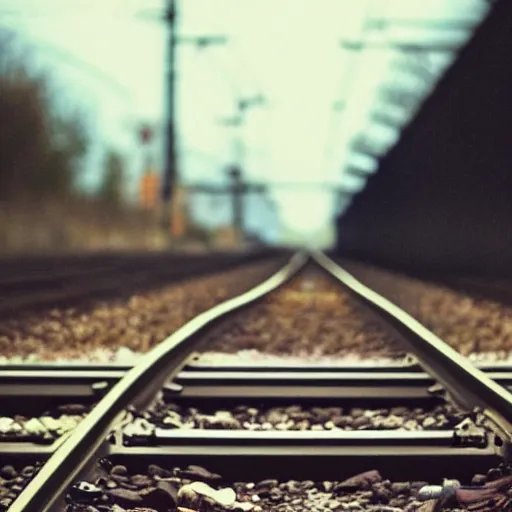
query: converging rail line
[
  {"left": 4, "top": 251, "right": 512, "bottom": 512},
  {"left": 0, "top": 250, "right": 283, "bottom": 316}
]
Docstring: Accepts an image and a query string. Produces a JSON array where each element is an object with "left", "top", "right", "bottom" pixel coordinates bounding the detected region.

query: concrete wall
[{"left": 335, "top": 0, "right": 512, "bottom": 275}]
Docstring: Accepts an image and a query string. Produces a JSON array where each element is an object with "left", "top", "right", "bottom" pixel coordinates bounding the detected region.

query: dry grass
[{"left": 0, "top": 198, "right": 171, "bottom": 254}]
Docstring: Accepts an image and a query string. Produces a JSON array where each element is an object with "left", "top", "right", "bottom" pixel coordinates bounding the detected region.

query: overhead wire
[
  {"left": 324, "top": 0, "right": 376, "bottom": 171},
  {"left": 322, "top": 0, "right": 378, "bottom": 217},
  {"left": 0, "top": 18, "right": 134, "bottom": 109},
  {"left": 365, "top": 0, "right": 491, "bottom": 155}
]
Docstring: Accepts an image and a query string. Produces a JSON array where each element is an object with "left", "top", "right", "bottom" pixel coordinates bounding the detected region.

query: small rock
[
  {"left": 267, "top": 410, "right": 284, "bottom": 425},
  {"left": 323, "top": 481, "right": 333, "bottom": 492},
  {"left": 417, "top": 485, "right": 443, "bottom": 501},
  {"left": 177, "top": 484, "right": 201, "bottom": 508},
  {"left": 0, "top": 498, "right": 12, "bottom": 509},
  {"left": 390, "top": 407, "right": 409, "bottom": 416},
  {"left": 335, "top": 470, "right": 382, "bottom": 492},
  {"left": 256, "top": 479, "right": 278, "bottom": 490},
  {"left": 156, "top": 480, "right": 178, "bottom": 504},
  {"left": 162, "top": 416, "right": 183, "bottom": 429},
  {"left": 284, "top": 480, "right": 301, "bottom": 494},
  {"left": 69, "top": 482, "right": 103, "bottom": 503},
  {"left": 234, "top": 501, "right": 255, "bottom": 511},
  {"left": 302, "top": 480, "right": 315, "bottom": 490},
  {"left": 442, "top": 478, "right": 461, "bottom": 489},
  {"left": 0, "top": 467, "right": 17, "bottom": 480},
  {"left": 123, "top": 418, "right": 155, "bottom": 438},
  {"left": 410, "top": 481, "right": 429, "bottom": 490},
  {"left": 311, "top": 407, "right": 332, "bottom": 423},
  {"left": 117, "top": 481, "right": 138, "bottom": 490},
  {"left": 352, "top": 416, "right": 370, "bottom": 429},
  {"left": 57, "top": 404, "right": 88, "bottom": 415},
  {"left": 39, "top": 416, "right": 62, "bottom": 432},
  {"left": 471, "top": 474, "right": 487, "bottom": 486},
  {"left": 130, "top": 474, "right": 152, "bottom": 488},
  {"left": 187, "top": 481, "right": 236, "bottom": 507},
  {"left": 22, "top": 418, "right": 48, "bottom": 435},
  {"left": 148, "top": 464, "right": 172, "bottom": 478},
  {"left": 0, "top": 418, "right": 19, "bottom": 434},
  {"left": 487, "top": 467, "right": 502, "bottom": 481},
  {"left": 180, "top": 465, "right": 221, "bottom": 483},
  {"left": 110, "top": 465, "right": 128, "bottom": 477},
  {"left": 371, "top": 485, "right": 392, "bottom": 504},
  {"left": 403, "top": 419, "right": 419, "bottom": 430},
  {"left": 21, "top": 466, "right": 35, "bottom": 478},
  {"left": 422, "top": 417, "right": 437, "bottom": 429},
  {"left": 138, "top": 483, "right": 178, "bottom": 509},
  {"left": 390, "top": 482, "right": 410, "bottom": 495},
  {"left": 380, "top": 415, "right": 404, "bottom": 429},
  {"left": 107, "top": 488, "right": 142, "bottom": 507}
]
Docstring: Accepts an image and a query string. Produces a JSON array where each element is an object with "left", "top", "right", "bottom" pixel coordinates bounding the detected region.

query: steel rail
[
  {"left": 313, "top": 251, "right": 512, "bottom": 451},
  {"left": 174, "top": 384, "right": 432, "bottom": 400},
  {"left": 10, "top": 251, "right": 308, "bottom": 512},
  {"left": 5, "top": 358, "right": 510, "bottom": 371},
  {"left": 0, "top": 249, "right": 286, "bottom": 314},
  {"left": 107, "top": 446, "right": 497, "bottom": 483},
  {"left": 11, "top": 250, "right": 512, "bottom": 510}
]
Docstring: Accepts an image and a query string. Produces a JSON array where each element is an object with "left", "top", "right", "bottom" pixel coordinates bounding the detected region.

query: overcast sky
[{"left": 0, "top": 0, "right": 488, "bottom": 244}]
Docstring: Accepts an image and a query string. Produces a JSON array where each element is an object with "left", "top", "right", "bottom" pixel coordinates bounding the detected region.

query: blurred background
[{"left": 1, "top": 0, "right": 507, "bottom": 271}]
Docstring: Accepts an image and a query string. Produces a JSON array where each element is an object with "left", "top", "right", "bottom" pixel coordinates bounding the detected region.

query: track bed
[{"left": 4, "top": 253, "right": 512, "bottom": 512}]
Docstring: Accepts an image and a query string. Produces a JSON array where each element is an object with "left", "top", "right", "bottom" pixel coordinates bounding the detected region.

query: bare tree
[
  {"left": 0, "top": 29, "right": 89, "bottom": 201},
  {"left": 99, "top": 150, "right": 125, "bottom": 208}
]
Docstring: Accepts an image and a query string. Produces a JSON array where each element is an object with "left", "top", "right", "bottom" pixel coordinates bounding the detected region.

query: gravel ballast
[
  {"left": 0, "top": 463, "right": 43, "bottom": 511},
  {"left": 204, "top": 272, "right": 406, "bottom": 361},
  {"left": 341, "top": 260, "right": 512, "bottom": 360},
  {"left": 197, "top": 351, "right": 404, "bottom": 366},
  {"left": 135, "top": 402, "right": 466, "bottom": 432},
  {"left": 62, "top": 461, "right": 512, "bottom": 511},
  {"left": 0, "top": 260, "right": 281, "bottom": 363},
  {"left": 0, "top": 403, "right": 90, "bottom": 443}
]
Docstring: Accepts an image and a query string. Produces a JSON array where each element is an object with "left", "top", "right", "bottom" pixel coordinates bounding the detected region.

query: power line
[
  {"left": 324, "top": 0, "right": 376, "bottom": 173},
  {"left": 340, "top": 39, "right": 465, "bottom": 52},
  {"left": 0, "top": 27, "right": 134, "bottom": 105},
  {"left": 367, "top": 17, "right": 482, "bottom": 31},
  {"left": 32, "top": 40, "right": 134, "bottom": 104}
]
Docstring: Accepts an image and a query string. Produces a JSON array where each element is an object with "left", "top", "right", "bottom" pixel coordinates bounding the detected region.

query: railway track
[
  {"left": 0, "top": 250, "right": 284, "bottom": 316},
  {"left": 4, "top": 251, "right": 512, "bottom": 511}
]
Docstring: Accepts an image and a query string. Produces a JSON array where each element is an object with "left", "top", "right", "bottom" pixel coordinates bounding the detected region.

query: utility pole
[
  {"left": 228, "top": 166, "right": 246, "bottom": 238},
  {"left": 162, "top": 0, "right": 177, "bottom": 233},
  {"left": 185, "top": 180, "right": 353, "bottom": 248},
  {"left": 217, "top": 95, "right": 265, "bottom": 243},
  {"left": 161, "top": 0, "right": 227, "bottom": 239},
  {"left": 186, "top": 177, "right": 266, "bottom": 247}
]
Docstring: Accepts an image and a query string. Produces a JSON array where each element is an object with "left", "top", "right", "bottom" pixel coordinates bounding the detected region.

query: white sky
[{"left": 0, "top": 0, "right": 488, "bottom": 244}]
